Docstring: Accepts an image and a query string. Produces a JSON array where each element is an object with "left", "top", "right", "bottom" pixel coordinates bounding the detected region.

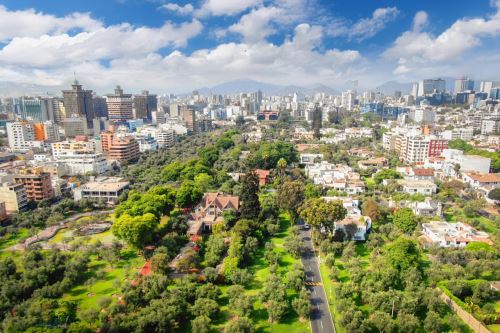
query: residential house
[
  {"left": 357, "top": 157, "right": 388, "bottom": 170},
  {"left": 421, "top": 221, "right": 492, "bottom": 248},
  {"left": 400, "top": 179, "right": 437, "bottom": 195},
  {"left": 335, "top": 215, "right": 372, "bottom": 241},
  {"left": 254, "top": 169, "right": 271, "bottom": 187},
  {"left": 188, "top": 192, "right": 240, "bottom": 235}
]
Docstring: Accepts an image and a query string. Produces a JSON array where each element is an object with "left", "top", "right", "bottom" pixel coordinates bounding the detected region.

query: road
[{"left": 300, "top": 226, "right": 336, "bottom": 333}]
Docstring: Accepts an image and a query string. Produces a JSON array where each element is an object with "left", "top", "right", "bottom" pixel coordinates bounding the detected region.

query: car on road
[{"left": 302, "top": 224, "right": 310, "bottom": 230}]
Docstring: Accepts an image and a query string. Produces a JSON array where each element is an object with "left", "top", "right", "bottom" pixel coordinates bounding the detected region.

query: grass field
[
  {"left": 63, "top": 248, "right": 143, "bottom": 314},
  {"left": 0, "top": 228, "right": 29, "bottom": 251}
]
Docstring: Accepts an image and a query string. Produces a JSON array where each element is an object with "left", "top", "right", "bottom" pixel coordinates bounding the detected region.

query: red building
[{"left": 429, "top": 139, "right": 448, "bottom": 157}]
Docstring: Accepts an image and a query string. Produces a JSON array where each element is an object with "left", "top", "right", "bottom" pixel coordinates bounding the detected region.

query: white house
[
  {"left": 400, "top": 180, "right": 437, "bottom": 195},
  {"left": 421, "top": 221, "right": 491, "bottom": 248},
  {"left": 335, "top": 215, "right": 372, "bottom": 241}
]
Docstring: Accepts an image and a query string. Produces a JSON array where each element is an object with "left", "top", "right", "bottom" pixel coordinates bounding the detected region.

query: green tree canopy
[
  {"left": 392, "top": 208, "right": 418, "bottom": 234},
  {"left": 298, "top": 198, "right": 347, "bottom": 235},
  {"left": 112, "top": 213, "right": 158, "bottom": 249}
]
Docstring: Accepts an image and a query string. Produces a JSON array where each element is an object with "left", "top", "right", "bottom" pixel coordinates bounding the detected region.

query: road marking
[
  {"left": 305, "top": 281, "right": 322, "bottom": 286},
  {"left": 314, "top": 289, "right": 317, "bottom": 295},
  {"left": 320, "top": 321, "right": 324, "bottom": 329}
]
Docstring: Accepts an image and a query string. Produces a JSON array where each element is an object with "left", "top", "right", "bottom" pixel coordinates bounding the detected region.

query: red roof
[
  {"left": 139, "top": 260, "right": 152, "bottom": 277},
  {"left": 413, "top": 168, "right": 434, "bottom": 177}
]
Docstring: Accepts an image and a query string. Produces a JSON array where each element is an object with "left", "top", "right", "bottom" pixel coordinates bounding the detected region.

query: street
[{"left": 300, "top": 226, "right": 336, "bottom": 333}]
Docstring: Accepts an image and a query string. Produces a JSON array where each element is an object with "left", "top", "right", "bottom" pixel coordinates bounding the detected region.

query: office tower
[
  {"left": 411, "top": 83, "right": 419, "bottom": 98},
  {"left": 6, "top": 121, "right": 34, "bottom": 151},
  {"left": 40, "top": 97, "right": 64, "bottom": 123},
  {"left": 21, "top": 97, "right": 45, "bottom": 122},
  {"left": 169, "top": 102, "right": 181, "bottom": 118},
  {"left": 454, "top": 76, "right": 474, "bottom": 93},
  {"left": 151, "top": 110, "right": 166, "bottom": 125},
  {"left": 479, "top": 81, "right": 500, "bottom": 93},
  {"left": 106, "top": 86, "right": 133, "bottom": 123},
  {"left": 182, "top": 106, "right": 196, "bottom": 132},
  {"left": 311, "top": 104, "right": 322, "bottom": 139},
  {"left": 490, "top": 88, "right": 500, "bottom": 100},
  {"left": 93, "top": 95, "right": 108, "bottom": 118},
  {"left": 418, "top": 78, "right": 446, "bottom": 96},
  {"left": 62, "top": 81, "right": 94, "bottom": 129},
  {"left": 0, "top": 183, "right": 28, "bottom": 213},
  {"left": 133, "top": 90, "right": 157, "bottom": 121},
  {"left": 14, "top": 168, "right": 54, "bottom": 202},
  {"left": 62, "top": 117, "right": 88, "bottom": 137},
  {"left": 341, "top": 90, "right": 356, "bottom": 111},
  {"left": 43, "top": 121, "right": 60, "bottom": 142},
  {"left": 93, "top": 117, "right": 109, "bottom": 134}
]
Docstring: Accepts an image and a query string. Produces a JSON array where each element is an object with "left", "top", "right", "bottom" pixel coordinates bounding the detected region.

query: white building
[
  {"left": 442, "top": 149, "right": 491, "bottom": 176},
  {"left": 306, "top": 162, "right": 365, "bottom": 194},
  {"left": 441, "top": 127, "right": 473, "bottom": 141},
  {"left": 421, "top": 221, "right": 491, "bottom": 248},
  {"left": 399, "top": 179, "right": 437, "bottom": 195},
  {"left": 299, "top": 153, "right": 324, "bottom": 165},
  {"left": 6, "top": 122, "right": 34, "bottom": 152},
  {"left": 410, "top": 108, "right": 435, "bottom": 124},
  {"left": 341, "top": 90, "right": 356, "bottom": 111},
  {"left": 74, "top": 177, "right": 130, "bottom": 203},
  {"left": 57, "top": 153, "right": 109, "bottom": 175}
]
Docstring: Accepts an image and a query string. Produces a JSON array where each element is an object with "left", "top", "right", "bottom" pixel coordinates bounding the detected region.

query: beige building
[
  {"left": 107, "top": 86, "right": 133, "bottom": 122},
  {"left": 0, "top": 182, "right": 28, "bottom": 213}
]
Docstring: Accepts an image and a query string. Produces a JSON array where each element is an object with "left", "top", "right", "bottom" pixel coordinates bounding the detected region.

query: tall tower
[
  {"left": 62, "top": 81, "right": 94, "bottom": 129},
  {"left": 312, "top": 103, "right": 323, "bottom": 139},
  {"left": 106, "top": 86, "right": 133, "bottom": 123}
]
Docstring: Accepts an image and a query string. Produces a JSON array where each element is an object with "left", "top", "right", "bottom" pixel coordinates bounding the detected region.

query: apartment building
[
  {"left": 0, "top": 182, "right": 28, "bottom": 213},
  {"left": 14, "top": 168, "right": 54, "bottom": 201}
]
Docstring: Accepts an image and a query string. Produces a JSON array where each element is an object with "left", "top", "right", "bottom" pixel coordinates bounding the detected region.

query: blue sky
[{"left": 0, "top": 0, "right": 499, "bottom": 94}]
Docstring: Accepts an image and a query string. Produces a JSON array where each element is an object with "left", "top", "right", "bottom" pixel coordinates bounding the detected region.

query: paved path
[{"left": 300, "top": 226, "right": 336, "bottom": 333}]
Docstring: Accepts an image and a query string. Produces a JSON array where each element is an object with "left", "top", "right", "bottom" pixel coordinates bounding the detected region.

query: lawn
[
  {"left": 443, "top": 208, "right": 498, "bottom": 234},
  {"left": 211, "top": 213, "right": 311, "bottom": 333},
  {"left": 48, "top": 229, "right": 115, "bottom": 246},
  {"left": 0, "top": 228, "right": 30, "bottom": 251},
  {"left": 62, "top": 248, "right": 143, "bottom": 314}
]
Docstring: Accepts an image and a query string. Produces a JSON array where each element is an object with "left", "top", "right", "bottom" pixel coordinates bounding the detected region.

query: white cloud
[
  {"left": 324, "top": 7, "right": 399, "bottom": 41},
  {"left": 227, "top": 6, "right": 282, "bottom": 43},
  {"left": 412, "top": 11, "right": 428, "bottom": 32},
  {"left": 0, "top": 5, "right": 102, "bottom": 42},
  {"left": 0, "top": 23, "right": 362, "bottom": 93},
  {"left": 196, "top": 0, "right": 261, "bottom": 16},
  {"left": 0, "top": 20, "right": 202, "bottom": 67},
  {"left": 161, "top": 3, "right": 194, "bottom": 15},
  {"left": 348, "top": 7, "right": 399, "bottom": 41},
  {"left": 385, "top": 4, "right": 500, "bottom": 74}
]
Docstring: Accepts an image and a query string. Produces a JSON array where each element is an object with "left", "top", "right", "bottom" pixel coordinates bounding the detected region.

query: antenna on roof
[{"left": 73, "top": 72, "right": 78, "bottom": 85}]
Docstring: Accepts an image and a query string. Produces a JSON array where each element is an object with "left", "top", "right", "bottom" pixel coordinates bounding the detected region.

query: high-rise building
[
  {"left": 62, "top": 81, "right": 94, "bottom": 129},
  {"left": 106, "top": 86, "right": 133, "bottom": 123},
  {"left": 341, "top": 90, "right": 356, "bottom": 111},
  {"left": 14, "top": 168, "right": 54, "bottom": 202},
  {"left": 43, "top": 121, "right": 60, "bottom": 142},
  {"left": 133, "top": 90, "right": 157, "bottom": 121},
  {"left": 311, "top": 103, "right": 322, "bottom": 139},
  {"left": 21, "top": 97, "right": 45, "bottom": 122},
  {"left": 169, "top": 103, "right": 181, "bottom": 118},
  {"left": 41, "top": 97, "right": 65, "bottom": 123},
  {"left": 182, "top": 106, "right": 196, "bottom": 132},
  {"left": 108, "top": 137, "right": 140, "bottom": 164},
  {"left": 417, "top": 79, "right": 446, "bottom": 96},
  {"left": 62, "top": 117, "right": 88, "bottom": 137},
  {"left": 479, "top": 81, "right": 500, "bottom": 94},
  {"left": 454, "top": 76, "right": 474, "bottom": 93},
  {"left": 0, "top": 182, "right": 28, "bottom": 213},
  {"left": 92, "top": 95, "right": 108, "bottom": 118},
  {"left": 6, "top": 121, "right": 34, "bottom": 151}
]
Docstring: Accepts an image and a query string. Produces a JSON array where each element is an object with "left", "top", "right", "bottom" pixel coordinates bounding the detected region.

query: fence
[{"left": 439, "top": 291, "right": 491, "bottom": 333}]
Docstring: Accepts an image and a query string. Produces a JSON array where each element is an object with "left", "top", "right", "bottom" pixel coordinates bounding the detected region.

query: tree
[
  {"left": 304, "top": 183, "right": 322, "bottom": 198},
  {"left": 424, "top": 311, "right": 442, "bottom": 333},
  {"left": 204, "top": 234, "right": 227, "bottom": 267},
  {"left": 292, "top": 288, "right": 311, "bottom": 321},
  {"left": 190, "top": 298, "right": 219, "bottom": 319},
  {"left": 395, "top": 313, "right": 420, "bottom": 332},
  {"left": 191, "top": 316, "right": 211, "bottom": 333},
  {"left": 176, "top": 180, "right": 203, "bottom": 208},
  {"left": 228, "top": 286, "right": 254, "bottom": 317},
  {"left": 488, "top": 188, "right": 500, "bottom": 201},
  {"left": 276, "top": 180, "right": 305, "bottom": 219},
  {"left": 267, "top": 299, "right": 288, "bottom": 323},
  {"left": 240, "top": 171, "right": 260, "bottom": 219},
  {"left": 224, "top": 317, "right": 254, "bottom": 333},
  {"left": 472, "top": 281, "right": 497, "bottom": 304},
  {"left": 362, "top": 198, "right": 382, "bottom": 223},
  {"left": 298, "top": 198, "right": 347, "bottom": 235},
  {"left": 383, "top": 237, "right": 420, "bottom": 272},
  {"left": 284, "top": 233, "right": 304, "bottom": 258},
  {"left": 368, "top": 311, "right": 395, "bottom": 333},
  {"left": 392, "top": 208, "right": 417, "bottom": 234},
  {"left": 112, "top": 213, "right": 158, "bottom": 249},
  {"left": 374, "top": 169, "right": 402, "bottom": 184},
  {"left": 286, "top": 264, "right": 305, "bottom": 291},
  {"left": 277, "top": 158, "right": 287, "bottom": 177}
]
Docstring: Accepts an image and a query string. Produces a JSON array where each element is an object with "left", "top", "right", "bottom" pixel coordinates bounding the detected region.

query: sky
[{"left": 0, "top": 0, "right": 500, "bottom": 94}]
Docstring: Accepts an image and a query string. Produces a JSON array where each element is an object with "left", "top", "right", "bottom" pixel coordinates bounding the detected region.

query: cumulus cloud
[
  {"left": 196, "top": 0, "right": 262, "bottom": 16},
  {"left": 227, "top": 6, "right": 282, "bottom": 43},
  {"left": 385, "top": 4, "right": 500, "bottom": 75},
  {"left": 161, "top": 3, "right": 194, "bottom": 15},
  {"left": 0, "top": 5, "right": 102, "bottom": 42},
  {"left": 0, "top": 22, "right": 362, "bottom": 93},
  {"left": 0, "top": 20, "right": 203, "bottom": 67}
]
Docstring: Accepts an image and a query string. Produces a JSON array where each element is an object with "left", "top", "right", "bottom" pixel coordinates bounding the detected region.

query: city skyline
[{"left": 0, "top": 0, "right": 500, "bottom": 94}]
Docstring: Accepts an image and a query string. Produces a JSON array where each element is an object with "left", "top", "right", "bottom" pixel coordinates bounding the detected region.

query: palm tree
[{"left": 277, "top": 158, "right": 287, "bottom": 177}]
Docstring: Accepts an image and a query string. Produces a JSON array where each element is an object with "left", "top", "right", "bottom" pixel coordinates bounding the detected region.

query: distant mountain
[
  {"left": 193, "top": 79, "right": 339, "bottom": 96},
  {"left": 0, "top": 81, "right": 61, "bottom": 97},
  {"left": 375, "top": 80, "right": 413, "bottom": 95}
]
